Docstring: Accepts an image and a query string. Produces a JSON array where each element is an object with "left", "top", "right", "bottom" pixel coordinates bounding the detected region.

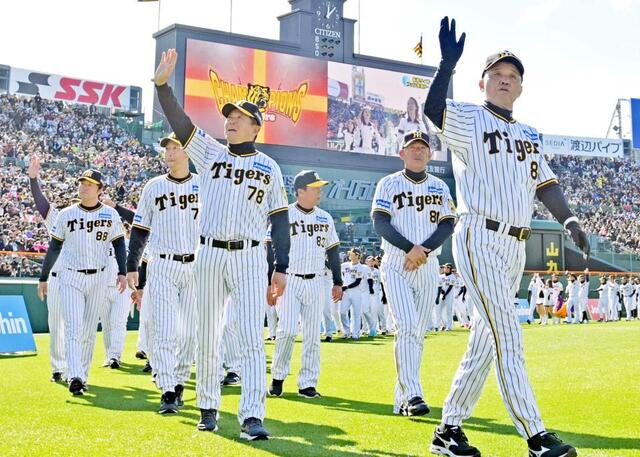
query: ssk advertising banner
[{"left": 9, "top": 67, "right": 132, "bottom": 110}]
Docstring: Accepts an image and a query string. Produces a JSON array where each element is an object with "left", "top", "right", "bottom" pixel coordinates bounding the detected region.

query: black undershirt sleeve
[
  {"left": 126, "top": 227, "right": 151, "bottom": 273},
  {"left": 269, "top": 210, "right": 290, "bottom": 274},
  {"left": 39, "top": 238, "right": 63, "bottom": 281},
  {"left": 29, "top": 178, "right": 50, "bottom": 219},
  {"left": 536, "top": 183, "right": 573, "bottom": 225},
  {"left": 423, "top": 65, "right": 454, "bottom": 129},
  {"left": 368, "top": 278, "right": 374, "bottom": 294},
  {"left": 372, "top": 211, "right": 413, "bottom": 253},
  {"left": 342, "top": 278, "right": 362, "bottom": 291},
  {"left": 421, "top": 219, "right": 455, "bottom": 251},
  {"left": 114, "top": 204, "right": 135, "bottom": 224},
  {"left": 326, "top": 245, "right": 343, "bottom": 286},
  {"left": 155, "top": 83, "right": 196, "bottom": 146},
  {"left": 137, "top": 260, "right": 148, "bottom": 290},
  {"left": 112, "top": 237, "right": 127, "bottom": 276},
  {"left": 442, "top": 285, "right": 453, "bottom": 299},
  {"left": 266, "top": 241, "right": 275, "bottom": 285}
]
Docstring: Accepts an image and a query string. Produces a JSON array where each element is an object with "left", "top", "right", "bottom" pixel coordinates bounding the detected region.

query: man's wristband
[{"left": 563, "top": 216, "right": 579, "bottom": 229}]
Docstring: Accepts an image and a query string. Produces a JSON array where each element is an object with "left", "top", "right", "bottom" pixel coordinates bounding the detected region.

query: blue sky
[{"left": 1, "top": 0, "right": 638, "bottom": 138}]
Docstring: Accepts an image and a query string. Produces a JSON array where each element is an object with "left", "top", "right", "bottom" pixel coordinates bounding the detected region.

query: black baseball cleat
[
  {"left": 323, "top": 335, "right": 333, "bottom": 342},
  {"left": 430, "top": 424, "right": 481, "bottom": 456},
  {"left": 268, "top": 379, "right": 284, "bottom": 397},
  {"left": 142, "top": 361, "right": 152, "bottom": 373},
  {"left": 197, "top": 408, "right": 219, "bottom": 432},
  {"left": 108, "top": 358, "right": 120, "bottom": 369},
  {"left": 50, "top": 372, "right": 63, "bottom": 383},
  {"left": 527, "top": 432, "right": 577, "bottom": 457},
  {"left": 68, "top": 377, "right": 86, "bottom": 396},
  {"left": 175, "top": 384, "right": 184, "bottom": 407},
  {"left": 222, "top": 372, "right": 241, "bottom": 386},
  {"left": 400, "top": 396, "right": 430, "bottom": 416},
  {"left": 240, "top": 417, "right": 270, "bottom": 441},
  {"left": 298, "top": 387, "right": 321, "bottom": 399},
  {"left": 159, "top": 392, "right": 178, "bottom": 414},
  {"left": 135, "top": 350, "right": 147, "bottom": 360}
]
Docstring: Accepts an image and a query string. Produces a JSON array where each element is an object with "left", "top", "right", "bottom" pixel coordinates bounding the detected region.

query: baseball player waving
[
  {"left": 37, "top": 170, "right": 126, "bottom": 396},
  {"left": 268, "top": 170, "right": 343, "bottom": 399},
  {"left": 154, "top": 49, "right": 290, "bottom": 440},
  {"left": 372, "top": 130, "right": 456, "bottom": 417},
  {"left": 126, "top": 133, "right": 200, "bottom": 414},
  {"left": 423, "top": 17, "right": 589, "bottom": 457}
]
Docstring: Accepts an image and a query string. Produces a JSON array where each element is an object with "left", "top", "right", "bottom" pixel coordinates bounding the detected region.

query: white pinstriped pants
[
  {"left": 59, "top": 269, "right": 107, "bottom": 382},
  {"left": 442, "top": 215, "right": 545, "bottom": 439},
  {"left": 380, "top": 254, "right": 438, "bottom": 412},
  {"left": 47, "top": 274, "right": 65, "bottom": 374},
  {"left": 137, "top": 290, "right": 153, "bottom": 361},
  {"left": 271, "top": 275, "right": 323, "bottom": 389},
  {"left": 321, "top": 274, "right": 336, "bottom": 337},
  {"left": 148, "top": 257, "right": 197, "bottom": 392},
  {"left": 222, "top": 301, "right": 242, "bottom": 376},
  {"left": 265, "top": 304, "right": 277, "bottom": 339},
  {"left": 195, "top": 243, "right": 267, "bottom": 423},
  {"left": 101, "top": 285, "right": 131, "bottom": 360},
  {"left": 340, "top": 290, "right": 363, "bottom": 338},
  {"left": 439, "top": 293, "right": 455, "bottom": 330}
]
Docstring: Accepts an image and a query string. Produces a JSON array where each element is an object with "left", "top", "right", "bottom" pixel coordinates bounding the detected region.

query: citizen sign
[{"left": 314, "top": 28, "right": 341, "bottom": 38}]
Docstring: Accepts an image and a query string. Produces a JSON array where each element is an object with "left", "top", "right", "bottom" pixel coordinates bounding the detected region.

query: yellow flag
[{"left": 413, "top": 35, "right": 423, "bottom": 58}]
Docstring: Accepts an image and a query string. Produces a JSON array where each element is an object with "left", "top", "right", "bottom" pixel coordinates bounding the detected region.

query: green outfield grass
[{"left": 2, "top": 321, "right": 639, "bottom": 457}]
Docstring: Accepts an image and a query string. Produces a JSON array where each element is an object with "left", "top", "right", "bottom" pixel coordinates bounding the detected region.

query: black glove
[
  {"left": 439, "top": 16, "right": 466, "bottom": 70},
  {"left": 566, "top": 221, "right": 590, "bottom": 259},
  {"left": 342, "top": 286, "right": 347, "bottom": 292}
]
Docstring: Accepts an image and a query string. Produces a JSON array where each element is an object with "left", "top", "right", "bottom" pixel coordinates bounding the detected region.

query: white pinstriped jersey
[
  {"left": 341, "top": 261, "right": 369, "bottom": 293},
  {"left": 427, "top": 100, "right": 558, "bottom": 227},
  {"left": 369, "top": 267, "right": 382, "bottom": 294},
  {"left": 184, "top": 128, "right": 288, "bottom": 241},
  {"left": 50, "top": 203, "right": 124, "bottom": 271},
  {"left": 621, "top": 283, "right": 635, "bottom": 297},
  {"left": 565, "top": 281, "right": 578, "bottom": 299},
  {"left": 441, "top": 273, "right": 457, "bottom": 295},
  {"left": 372, "top": 171, "right": 456, "bottom": 257},
  {"left": 267, "top": 203, "right": 339, "bottom": 275},
  {"left": 132, "top": 173, "right": 200, "bottom": 255}
]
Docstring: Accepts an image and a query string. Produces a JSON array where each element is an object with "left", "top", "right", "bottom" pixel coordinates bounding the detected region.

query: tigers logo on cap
[{"left": 78, "top": 169, "right": 103, "bottom": 187}]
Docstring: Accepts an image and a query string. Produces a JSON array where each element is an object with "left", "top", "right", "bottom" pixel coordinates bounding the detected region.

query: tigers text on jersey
[
  {"left": 132, "top": 173, "right": 201, "bottom": 255},
  {"left": 50, "top": 203, "right": 124, "bottom": 271},
  {"left": 372, "top": 170, "right": 456, "bottom": 257},
  {"left": 184, "top": 128, "right": 288, "bottom": 241},
  {"left": 427, "top": 100, "right": 558, "bottom": 228},
  {"left": 267, "top": 203, "right": 339, "bottom": 275},
  {"left": 341, "top": 261, "right": 368, "bottom": 293}
]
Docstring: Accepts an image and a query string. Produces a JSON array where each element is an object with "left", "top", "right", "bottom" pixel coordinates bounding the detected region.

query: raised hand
[
  {"left": 439, "top": 16, "right": 466, "bottom": 67},
  {"left": 154, "top": 49, "right": 178, "bottom": 86},
  {"left": 28, "top": 154, "right": 41, "bottom": 179},
  {"left": 566, "top": 221, "right": 590, "bottom": 261}
]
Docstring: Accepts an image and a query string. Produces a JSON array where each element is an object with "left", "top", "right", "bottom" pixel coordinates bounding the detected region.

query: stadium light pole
[{"left": 138, "top": 0, "right": 161, "bottom": 30}]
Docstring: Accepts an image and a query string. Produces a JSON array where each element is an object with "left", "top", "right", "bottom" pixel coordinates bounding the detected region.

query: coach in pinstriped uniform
[
  {"left": 424, "top": 17, "right": 589, "bottom": 457},
  {"left": 372, "top": 130, "right": 456, "bottom": 418},
  {"left": 268, "top": 170, "right": 343, "bottom": 399},
  {"left": 126, "top": 133, "right": 199, "bottom": 414},
  {"left": 154, "top": 49, "right": 290, "bottom": 440}
]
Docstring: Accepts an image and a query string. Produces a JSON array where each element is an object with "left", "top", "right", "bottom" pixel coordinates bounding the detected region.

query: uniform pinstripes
[
  {"left": 321, "top": 272, "right": 336, "bottom": 336},
  {"left": 101, "top": 285, "right": 131, "bottom": 360},
  {"left": 265, "top": 305, "right": 278, "bottom": 339},
  {"left": 46, "top": 275, "right": 65, "bottom": 373},
  {"left": 59, "top": 270, "right": 108, "bottom": 382},
  {"left": 195, "top": 244, "right": 268, "bottom": 424},
  {"left": 339, "top": 291, "right": 362, "bottom": 338},
  {"left": 441, "top": 218, "right": 544, "bottom": 439},
  {"left": 137, "top": 288, "right": 152, "bottom": 356},
  {"left": 438, "top": 273, "right": 456, "bottom": 330},
  {"left": 148, "top": 258, "right": 197, "bottom": 392},
  {"left": 271, "top": 276, "right": 323, "bottom": 388},
  {"left": 380, "top": 255, "right": 438, "bottom": 411},
  {"left": 222, "top": 302, "right": 243, "bottom": 376}
]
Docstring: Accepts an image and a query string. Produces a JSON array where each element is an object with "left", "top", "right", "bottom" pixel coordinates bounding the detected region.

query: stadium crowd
[
  {"left": 0, "top": 93, "right": 165, "bottom": 277},
  {"left": 2, "top": 91, "right": 640, "bottom": 277}
]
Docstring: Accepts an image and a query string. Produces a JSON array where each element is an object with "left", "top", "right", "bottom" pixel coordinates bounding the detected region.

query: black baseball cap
[
  {"left": 222, "top": 100, "right": 263, "bottom": 126},
  {"left": 78, "top": 169, "right": 103, "bottom": 187},
  {"left": 402, "top": 130, "right": 430, "bottom": 149},
  {"left": 482, "top": 50, "right": 524, "bottom": 79},
  {"left": 293, "top": 170, "right": 329, "bottom": 190},
  {"left": 348, "top": 247, "right": 362, "bottom": 256},
  {"left": 160, "top": 132, "right": 182, "bottom": 147}
]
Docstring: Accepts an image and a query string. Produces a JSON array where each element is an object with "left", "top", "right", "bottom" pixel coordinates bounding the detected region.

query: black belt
[
  {"left": 68, "top": 267, "right": 105, "bottom": 275},
  {"left": 294, "top": 273, "right": 316, "bottom": 280},
  {"left": 159, "top": 253, "right": 195, "bottom": 263},
  {"left": 200, "top": 236, "right": 259, "bottom": 250},
  {"left": 485, "top": 219, "right": 531, "bottom": 241}
]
